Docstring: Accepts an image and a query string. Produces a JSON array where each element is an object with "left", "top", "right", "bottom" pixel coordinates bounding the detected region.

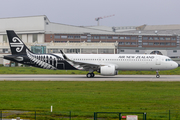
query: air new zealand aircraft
[{"left": 4, "top": 30, "right": 178, "bottom": 78}]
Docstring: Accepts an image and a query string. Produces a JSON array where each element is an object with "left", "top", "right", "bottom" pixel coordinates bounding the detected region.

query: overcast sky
[{"left": 0, "top": 0, "right": 179, "bottom": 26}]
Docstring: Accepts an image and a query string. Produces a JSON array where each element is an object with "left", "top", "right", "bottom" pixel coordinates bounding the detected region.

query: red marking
[{"left": 122, "top": 116, "right": 126, "bottom": 118}]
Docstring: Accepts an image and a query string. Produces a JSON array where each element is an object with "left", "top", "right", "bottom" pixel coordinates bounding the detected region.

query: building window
[
  {"left": 52, "top": 49, "right": 58, "bottom": 53},
  {"left": 150, "top": 51, "right": 163, "bottom": 55},
  {"left": 74, "top": 36, "right": 80, "bottom": 39},
  {"left": 61, "top": 36, "right": 67, "bottom": 39},
  {"left": 33, "top": 34, "right": 37, "bottom": 42},
  {"left": 143, "top": 42, "right": 148, "bottom": 45},
  {"left": 119, "top": 42, "right": 124, "bottom": 45},
  {"left": 135, "top": 50, "right": 139, "bottom": 53},
  {"left": 125, "top": 37, "right": 130, "bottom": 40},
  {"left": 106, "top": 41, "right": 115, "bottom": 43},
  {"left": 149, "top": 37, "right": 153, "bottom": 40},
  {"left": 166, "top": 37, "right": 170, "bottom": 40},
  {"left": 119, "top": 37, "right": 124, "bottom": 39},
  {"left": 68, "top": 36, "right": 74, "bottom": 39},
  {"left": 143, "top": 37, "right": 148, "bottom": 40},
  {"left": 171, "top": 37, "right": 176, "bottom": 40},
  {"left": 120, "top": 50, "right": 124, "bottom": 52},
  {"left": 54, "top": 35, "right": 60, "bottom": 39},
  {"left": 81, "top": 36, "right": 87, "bottom": 39},
  {"left": 112, "top": 36, "right": 118, "bottom": 39},
  {"left": 48, "top": 49, "right": 61, "bottom": 53},
  {"left": 131, "top": 42, "right": 136, "bottom": 45},
  {"left": 3, "top": 49, "right": 9, "bottom": 53},
  {"left": 100, "top": 36, "right": 106, "bottom": 39},
  {"left": 173, "top": 50, "right": 177, "bottom": 53},
  {"left": 154, "top": 42, "right": 159, "bottom": 45},
  {"left": 70, "top": 49, "right": 80, "bottom": 53},
  {"left": 149, "top": 42, "right": 154, "bottom": 45},
  {"left": 64, "top": 49, "right": 80, "bottom": 53},
  {"left": 125, "top": 42, "right": 130, "bottom": 45},
  {"left": 94, "top": 36, "right": 99, "bottom": 39},
  {"left": 160, "top": 43, "right": 165, "bottom": 46},
  {"left": 69, "top": 41, "right": 80, "bottom": 43},
  {"left": 81, "top": 49, "right": 97, "bottom": 54},
  {"left": 87, "top": 34, "right": 91, "bottom": 41},
  {"left": 107, "top": 36, "right": 112, "bottom": 39},
  {"left": 3, "top": 35, "right": 7, "bottom": 43},
  {"left": 154, "top": 37, "right": 159, "bottom": 40},
  {"left": 98, "top": 49, "right": 114, "bottom": 54},
  {"left": 171, "top": 43, "right": 176, "bottom": 46},
  {"left": 131, "top": 36, "right": 137, "bottom": 40},
  {"left": 54, "top": 41, "right": 67, "bottom": 43},
  {"left": 160, "top": 37, "right": 165, "bottom": 40},
  {"left": 166, "top": 43, "right": 171, "bottom": 46}
]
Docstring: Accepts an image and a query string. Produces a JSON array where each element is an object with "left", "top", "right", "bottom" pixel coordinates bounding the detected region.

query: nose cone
[{"left": 172, "top": 62, "right": 178, "bottom": 69}]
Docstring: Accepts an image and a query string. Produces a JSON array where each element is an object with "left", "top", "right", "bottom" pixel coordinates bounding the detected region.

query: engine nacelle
[{"left": 99, "top": 65, "right": 117, "bottom": 76}]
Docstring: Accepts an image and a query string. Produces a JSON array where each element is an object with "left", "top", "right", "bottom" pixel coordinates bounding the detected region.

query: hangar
[{"left": 0, "top": 15, "right": 180, "bottom": 65}]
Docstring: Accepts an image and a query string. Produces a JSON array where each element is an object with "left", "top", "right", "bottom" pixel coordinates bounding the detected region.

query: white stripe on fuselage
[{"left": 54, "top": 54, "right": 178, "bottom": 71}]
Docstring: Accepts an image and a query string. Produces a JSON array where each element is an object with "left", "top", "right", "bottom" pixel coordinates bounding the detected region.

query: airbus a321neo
[{"left": 4, "top": 30, "right": 178, "bottom": 78}]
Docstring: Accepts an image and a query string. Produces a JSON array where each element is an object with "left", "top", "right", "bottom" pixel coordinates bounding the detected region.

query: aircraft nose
[{"left": 172, "top": 62, "right": 178, "bottom": 69}]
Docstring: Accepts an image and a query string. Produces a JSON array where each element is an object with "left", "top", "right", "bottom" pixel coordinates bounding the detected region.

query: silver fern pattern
[{"left": 26, "top": 49, "right": 58, "bottom": 70}]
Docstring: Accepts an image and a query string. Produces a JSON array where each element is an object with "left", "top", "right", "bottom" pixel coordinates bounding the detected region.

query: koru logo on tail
[{"left": 10, "top": 37, "right": 24, "bottom": 52}]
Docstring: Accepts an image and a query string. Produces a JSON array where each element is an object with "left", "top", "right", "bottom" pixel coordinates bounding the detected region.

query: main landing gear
[
  {"left": 86, "top": 73, "right": 95, "bottom": 78},
  {"left": 156, "top": 70, "right": 160, "bottom": 78}
]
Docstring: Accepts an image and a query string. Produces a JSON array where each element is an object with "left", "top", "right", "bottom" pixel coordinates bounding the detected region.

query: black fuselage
[{"left": 4, "top": 54, "right": 76, "bottom": 70}]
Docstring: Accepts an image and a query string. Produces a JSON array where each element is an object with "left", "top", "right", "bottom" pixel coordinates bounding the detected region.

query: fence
[
  {"left": 94, "top": 112, "right": 146, "bottom": 120},
  {"left": 0, "top": 110, "right": 180, "bottom": 120}
]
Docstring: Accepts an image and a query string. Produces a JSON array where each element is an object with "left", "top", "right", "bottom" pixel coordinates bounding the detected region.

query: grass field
[
  {"left": 0, "top": 66, "right": 180, "bottom": 119},
  {"left": 0, "top": 66, "right": 180, "bottom": 75},
  {"left": 1, "top": 81, "right": 180, "bottom": 119}
]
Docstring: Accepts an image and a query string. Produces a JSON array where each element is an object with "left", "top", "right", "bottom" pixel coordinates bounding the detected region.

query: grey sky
[{"left": 1, "top": 0, "right": 179, "bottom": 26}]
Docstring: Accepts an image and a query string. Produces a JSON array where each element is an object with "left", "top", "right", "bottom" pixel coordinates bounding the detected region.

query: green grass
[
  {"left": 0, "top": 66, "right": 180, "bottom": 75},
  {"left": 0, "top": 66, "right": 89, "bottom": 74},
  {"left": 0, "top": 81, "right": 180, "bottom": 119},
  {"left": 0, "top": 66, "right": 180, "bottom": 119}
]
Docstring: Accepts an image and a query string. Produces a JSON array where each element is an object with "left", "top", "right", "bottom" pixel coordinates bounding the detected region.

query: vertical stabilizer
[{"left": 6, "top": 30, "right": 31, "bottom": 55}]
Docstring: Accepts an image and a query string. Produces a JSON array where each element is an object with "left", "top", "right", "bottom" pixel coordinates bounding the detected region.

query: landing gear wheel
[
  {"left": 156, "top": 70, "right": 160, "bottom": 78},
  {"left": 156, "top": 74, "right": 160, "bottom": 78},
  {"left": 87, "top": 73, "right": 91, "bottom": 78},
  {"left": 86, "top": 73, "right": 95, "bottom": 78},
  {"left": 90, "top": 73, "right": 95, "bottom": 78}
]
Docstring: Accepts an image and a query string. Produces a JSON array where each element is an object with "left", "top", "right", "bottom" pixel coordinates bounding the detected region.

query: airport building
[{"left": 0, "top": 15, "right": 180, "bottom": 65}]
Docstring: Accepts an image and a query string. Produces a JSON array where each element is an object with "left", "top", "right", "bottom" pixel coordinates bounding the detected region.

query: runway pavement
[{"left": 0, "top": 74, "right": 180, "bottom": 81}]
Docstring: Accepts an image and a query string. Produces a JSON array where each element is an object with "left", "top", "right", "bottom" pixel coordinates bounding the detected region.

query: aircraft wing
[
  {"left": 60, "top": 50, "right": 104, "bottom": 70},
  {"left": 71, "top": 60, "right": 102, "bottom": 69}
]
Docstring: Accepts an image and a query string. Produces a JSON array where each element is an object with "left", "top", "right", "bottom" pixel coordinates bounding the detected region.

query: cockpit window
[{"left": 166, "top": 59, "right": 172, "bottom": 61}]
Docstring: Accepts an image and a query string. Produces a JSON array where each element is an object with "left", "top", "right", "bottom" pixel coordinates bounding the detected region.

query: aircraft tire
[
  {"left": 90, "top": 73, "right": 95, "bottom": 78},
  {"left": 87, "top": 73, "right": 91, "bottom": 78},
  {"left": 156, "top": 74, "right": 160, "bottom": 78}
]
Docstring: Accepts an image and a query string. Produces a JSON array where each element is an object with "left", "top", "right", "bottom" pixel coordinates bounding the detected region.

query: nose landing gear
[
  {"left": 156, "top": 70, "right": 160, "bottom": 78},
  {"left": 86, "top": 73, "right": 95, "bottom": 78}
]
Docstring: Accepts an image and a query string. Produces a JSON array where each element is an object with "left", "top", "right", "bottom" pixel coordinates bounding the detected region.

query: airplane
[{"left": 3, "top": 30, "right": 178, "bottom": 78}]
